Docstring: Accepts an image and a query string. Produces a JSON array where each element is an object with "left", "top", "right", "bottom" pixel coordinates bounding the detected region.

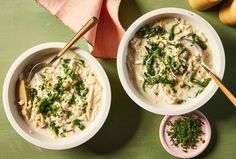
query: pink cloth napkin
[{"left": 36, "top": 0, "right": 125, "bottom": 59}]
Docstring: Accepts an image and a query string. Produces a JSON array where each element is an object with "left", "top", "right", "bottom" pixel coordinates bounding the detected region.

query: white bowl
[
  {"left": 3, "top": 42, "right": 111, "bottom": 150},
  {"left": 117, "top": 8, "right": 225, "bottom": 115}
]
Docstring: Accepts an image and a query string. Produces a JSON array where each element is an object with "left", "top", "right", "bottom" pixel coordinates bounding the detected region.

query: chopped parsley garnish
[
  {"left": 50, "top": 122, "right": 60, "bottom": 135},
  {"left": 176, "top": 43, "right": 188, "bottom": 54},
  {"left": 81, "top": 102, "right": 88, "bottom": 113},
  {"left": 66, "top": 111, "right": 72, "bottom": 118},
  {"left": 68, "top": 94, "right": 75, "bottom": 105},
  {"left": 29, "top": 88, "right": 37, "bottom": 101},
  {"left": 164, "top": 55, "right": 188, "bottom": 75},
  {"left": 38, "top": 94, "right": 56, "bottom": 116},
  {"left": 73, "top": 119, "right": 85, "bottom": 130},
  {"left": 190, "top": 77, "right": 211, "bottom": 88},
  {"left": 63, "top": 58, "right": 71, "bottom": 64},
  {"left": 192, "top": 34, "right": 207, "bottom": 50},
  {"left": 144, "top": 75, "right": 175, "bottom": 86},
  {"left": 167, "top": 115, "right": 205, "bottom": 152},
  {"left": 76, "top": 59, "right": 85, "bottom": 68},
  {"left": 136, "top": 24, "right": 166, "bottom": 38},
  {"left": 62, "top": 62, "right": 80, "bottom": 81},
  {"left": 75, "top": 81, "right": 89, "bottom": 97},
  {"left": 168, "top": 23, "right": 179, "bottom": 41},
  {"left": 53, "top": 77, "right": 65, "bottom": 94},
  {"left": 63, "top": 65, "right": 80, "bottom": 81},
  {"left": 143, "top": 42, "right": 164, "bottom": 76},
  {"left": 39, "top": 85, "right": 45, "bottom": 90},
  {"left": 46, "top": 105, "right": 58, "bottom": 117}
]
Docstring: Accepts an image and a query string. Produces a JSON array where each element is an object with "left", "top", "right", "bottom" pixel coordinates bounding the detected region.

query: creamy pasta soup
[
  {"left": 127, "top": 18, "right": 212, "bottom": 105},
  {"left": 18, "top": 51, "right": 103, "bottom": 137}
]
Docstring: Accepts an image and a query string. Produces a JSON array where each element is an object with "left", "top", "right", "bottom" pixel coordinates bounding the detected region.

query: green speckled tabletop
[{"left": 0, "top": 0, "right": 236, "bottom": 158}]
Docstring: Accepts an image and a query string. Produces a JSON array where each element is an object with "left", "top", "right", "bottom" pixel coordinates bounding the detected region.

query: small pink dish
[{"left": 159, "top": 110, "right": 211, "bottom": 158}]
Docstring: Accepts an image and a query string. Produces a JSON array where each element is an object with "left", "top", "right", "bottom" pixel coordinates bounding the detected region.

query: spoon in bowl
[
  {"left": 25, "top": 16, "right": 99, "bottom": 84},
  {"left": 17, "top": 17, "right": 98, "bottom": 105},
  {"left": 181, "top": 38, "right": 236, "bottom": 106}
]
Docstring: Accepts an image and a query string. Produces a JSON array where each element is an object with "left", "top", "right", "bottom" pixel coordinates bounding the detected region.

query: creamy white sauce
[{"left": 127, "top": 18, "right": 212, "bottom": 105}]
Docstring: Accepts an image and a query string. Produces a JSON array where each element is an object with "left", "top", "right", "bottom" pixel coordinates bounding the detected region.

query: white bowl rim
[
  {"left": 3, "top": 42, "right": 111, "bottom": 150},
  {"left": 117, "top": 7, "right": 225, "bottom": 115}
]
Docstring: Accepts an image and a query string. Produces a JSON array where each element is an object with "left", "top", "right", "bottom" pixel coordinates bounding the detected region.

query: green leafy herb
[
  {"left": 81, "top": 102, "right": 88, "bottom": 113},
  {"left": 195, "top": 88, "right": 203, "bottom": 97},
  {"left": 163, "top": 55, "right": 187, "bottom": 75},
  {"left": 171, "top": 58, "right": 187, "bottom": 75},
  {"left": 190, "top": 77, "right": 211, "bottom": 88},
  {"left": 144, "top": 75, "right": 175, "bottom": 85},
  {"left": 143, "top": 75, "right": 176, "bottom": 91},
  {"left": 177, "top": 99, "right": 185, "bottom": 104},
  {"left": 29, "top": 88, "right": 37, "bottom": 101},
  {"left": 75, "top": 81, "right": 89, "bottom": 97},
  {"left": 66, "top": 111, "right": 72, "bottom": 118},
  {"left": 62, "top": 63, "right": 80, "bottom": 81},
  {"left": 53, "top": 76, "right": 65, "bottom": 95},
  {"left": 68, "top": 94, "right": 75, "bottom": 105},
  {"left": 167, "top": 115, "right": 205, "bottom": 152},
  {"left": 47, "top": 105, "right": 58, "bottom": 117},
  {"left": 38, "top": 94, "right": 55, "bottom": 116},
  {"left": 76, "top": 59, "right": 85, "bottom": 68},
  {"left": 50, "top": 122, "right": 60, "bottom": 135},
  {"left": 176, "top": 43, "right": 188, "bottom": 54},
  {"left": 39, "top": 85, "right": 45, "bottom": 90},
  {"left": 192, "top": 34, "right": 207, "bottom": 50},
  {"left": 73, "top": 119, "right": 85, "bottom": 130},
  {"left": 63, "top": 58, "right": 71, "bottom": 64},
  {"left": 147, "top": 41, "right": 165, "bottom": 57},
  {"left": 136, "top": 25, "right": 166, "bottom": 38},
  {"left": 143, "top": 42, "right": 164, "bottom": 77},
  {"left": 168, "top": 23, "right": 179, "bottom": 41}
]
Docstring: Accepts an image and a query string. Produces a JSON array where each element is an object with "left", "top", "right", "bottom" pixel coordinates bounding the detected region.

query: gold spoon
[
  {"left": 181, "top": 38, "right": 236, "bottom": 106},
  {"left": 18, "top": 17, "right": 99, "bottom": 103},
  {"left": 26, "top": 16, "right": 99, "bottom": 83}
]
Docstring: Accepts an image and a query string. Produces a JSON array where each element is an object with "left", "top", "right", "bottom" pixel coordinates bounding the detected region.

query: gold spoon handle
[
  {"left": 202, "top": 64, "right": 236, "bottom": 106},
  {"left": 49, "top": 17, "right": 99, "bottom": 64},
  {"left": 180, "top": 38, "right": 236, "bottom": 106},
  {"left": 208, "top": 71, "right": 236, "bottom": 106}
]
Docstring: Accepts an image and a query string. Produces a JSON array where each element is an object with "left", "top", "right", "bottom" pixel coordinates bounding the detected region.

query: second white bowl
[{"left": 117, "top": 8, "right": 225, "bottom": 115}]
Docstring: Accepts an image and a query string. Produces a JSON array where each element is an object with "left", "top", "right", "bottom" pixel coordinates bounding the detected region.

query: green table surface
[{"left": 0, "top": 0, "right": 236, "bottom": 158}]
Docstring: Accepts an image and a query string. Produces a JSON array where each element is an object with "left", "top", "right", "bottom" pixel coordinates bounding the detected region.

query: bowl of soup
[
  {"left": 3, "top": 42, "right": 111, "bottom": 149},
  {"left": 117, "top": 8, "right": 225, "bottom": 115}
]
